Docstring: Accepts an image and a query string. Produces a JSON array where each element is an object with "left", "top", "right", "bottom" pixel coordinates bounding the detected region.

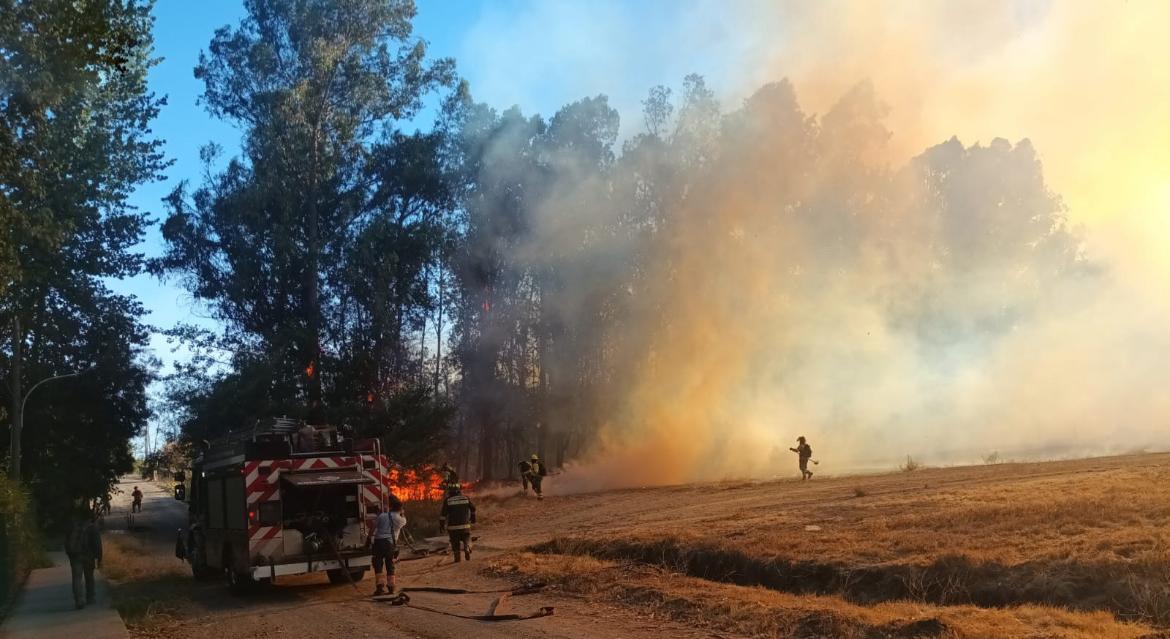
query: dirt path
[{"left": 106, "top": 475, "right": 740, "bottom": 639}]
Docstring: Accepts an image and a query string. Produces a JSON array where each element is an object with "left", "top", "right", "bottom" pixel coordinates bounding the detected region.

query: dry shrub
[
  {"left": 401, "top": 498, "right": 443, "bottom": 538},
  {"left": 112, "top": 593, "right": 181, "bottom": 629},
  {"left": 102, "top": 534, "right": 188, "bottom": 583},
  {"left": 493, "top": 550, "right": 1150, "bottom": 639}
]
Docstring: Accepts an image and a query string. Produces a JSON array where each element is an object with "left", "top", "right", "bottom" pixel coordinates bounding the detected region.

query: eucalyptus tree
[{"left": 156, "top": 0, "right": 454, "bottom": 424}]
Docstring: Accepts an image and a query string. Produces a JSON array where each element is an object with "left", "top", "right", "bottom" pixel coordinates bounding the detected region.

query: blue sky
[{"left": 114, "top": 0, "right": 762, "bottom": 444}]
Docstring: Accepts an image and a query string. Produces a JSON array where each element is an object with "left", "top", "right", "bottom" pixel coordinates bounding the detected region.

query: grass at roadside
[
  {"left": 489, "top": 551, "right": 1155, "bottom": 639},
  {"left": 102, "top": 534, "right": 187, "bottom": 629}
]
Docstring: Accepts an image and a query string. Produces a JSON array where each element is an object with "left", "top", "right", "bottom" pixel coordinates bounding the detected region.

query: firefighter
[
  {"left": 64, "top": 506, "right": 102, "bottom": 609},
  {"left": 440, "top": 462, "right": 460, "bottom": 494},
  {"left": 367, "top": 495, "right": 405, "bottom": 596},
  {"left": 521, "top": 454, "right": 547, "bottom": 499},
  {"left": 789, "top": 436, "right": 814, "bottom": 480},
  {"left": 131, "top": 486, "right": 143, "bottom": 512},
  {"left": 438, "top": 485, "right": 476, "bottom": 563}
]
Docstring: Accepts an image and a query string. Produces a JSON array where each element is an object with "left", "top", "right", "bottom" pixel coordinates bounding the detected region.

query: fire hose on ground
[{"left": 371, "top": 583, "right": 554, "bottom": 621}]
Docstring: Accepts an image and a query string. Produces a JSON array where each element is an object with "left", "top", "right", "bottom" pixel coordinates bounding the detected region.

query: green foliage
[
  {"left": 0, "top": 473, "right": 43, "bottom": 606},
  {"left": 0, "top": 0, "right": 167, "bottom": 522},
  {"left": 155, "top": 0, "right": 458, "bottom": 452}
]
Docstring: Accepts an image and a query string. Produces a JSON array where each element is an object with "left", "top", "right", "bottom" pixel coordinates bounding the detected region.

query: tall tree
[
  {"left": 0, "top": 0, "right": 167, "bottom": 510},
  {"left": 156, "top": 0, "right": 454, "bottom": 435}
]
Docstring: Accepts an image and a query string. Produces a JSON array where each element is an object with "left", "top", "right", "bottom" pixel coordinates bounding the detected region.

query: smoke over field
[{"left": 454, "top": 1, "right": 1170, "bottom": 490}]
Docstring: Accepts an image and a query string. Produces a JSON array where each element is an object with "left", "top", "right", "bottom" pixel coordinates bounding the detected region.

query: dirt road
[{"left": 104, "top": 475, "right": 734, "bottom": 639}]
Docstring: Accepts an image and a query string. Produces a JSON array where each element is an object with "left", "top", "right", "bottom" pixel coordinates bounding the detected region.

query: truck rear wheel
[
  {"left": 223, "top": 549, "right": 256, "bottom": 594},
  {"left": 186, "top": 533, "right": 215, "bottom": 580}
]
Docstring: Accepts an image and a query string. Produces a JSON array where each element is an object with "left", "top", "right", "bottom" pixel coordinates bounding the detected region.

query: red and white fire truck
[{"left": 176, "top": 418, "right": 400, "bottom": 590}]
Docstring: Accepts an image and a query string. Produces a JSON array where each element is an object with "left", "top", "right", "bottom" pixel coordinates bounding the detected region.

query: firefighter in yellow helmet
[{"left": 519, "top": 453, "right": 547, "bottom": 499}]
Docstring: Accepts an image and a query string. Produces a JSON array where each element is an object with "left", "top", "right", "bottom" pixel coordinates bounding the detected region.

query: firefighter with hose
[
  {"left": 367, "top": 495, "right": 406, "bottom": 596},
  {"left": 438, "top": 485, "right": 476, "bottom": 563}
]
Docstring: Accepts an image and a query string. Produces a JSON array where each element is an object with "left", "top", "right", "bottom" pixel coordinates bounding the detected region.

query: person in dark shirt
[
  {"left": 438, "top": 486, "right": 476, "bottom": 562},
  {"left": 64, "top": 506, "right": 103, "bottom": 609},
  {"left": 789, "top": 436, "right": 814, "bottom": 480}
]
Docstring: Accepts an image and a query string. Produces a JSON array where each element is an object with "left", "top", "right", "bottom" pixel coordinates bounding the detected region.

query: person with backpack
[
  {"left": 64, "top": 506, "right": 103, "bottom": 609},
  {"left": 789, "top": 436, "right": 814, "bottom": 480},
  {"left": 518, "top": 454, "right": 548, "bottom": 499},
  {"left": 131, "top": 485, "right": 143, "bottom": 512}
]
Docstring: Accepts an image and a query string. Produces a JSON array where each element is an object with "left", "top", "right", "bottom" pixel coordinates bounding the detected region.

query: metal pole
[{"left": 11, "top": 365, "right": 97, "bottom": 479}]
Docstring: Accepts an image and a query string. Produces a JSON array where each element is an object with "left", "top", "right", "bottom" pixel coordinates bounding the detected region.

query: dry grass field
[{"left": 476, "top": 453, "right": 1170, "bottom": 638}]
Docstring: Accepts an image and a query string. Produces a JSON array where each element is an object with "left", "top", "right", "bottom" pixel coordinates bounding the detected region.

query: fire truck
[{"left": 176, "top": 418, "right": 397, "bottom": 590}]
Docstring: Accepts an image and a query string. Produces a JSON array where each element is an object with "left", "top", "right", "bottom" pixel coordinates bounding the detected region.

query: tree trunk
[
  {"left": 433, "top": 260, "right": 444, "bottom": 396},
  {"left": 8, "top": 315, "right": 22, "bottom": 480},
  {"left": 478, "top": 399, "right": 495, "bottom": 481},
  {"left": 306, "top": 185, "right": 322, "bottom": 420}
]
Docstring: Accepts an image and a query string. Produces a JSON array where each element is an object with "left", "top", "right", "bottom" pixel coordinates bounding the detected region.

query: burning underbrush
[{"left": 385, "top": 465, "right": 449, "bottom": 501}]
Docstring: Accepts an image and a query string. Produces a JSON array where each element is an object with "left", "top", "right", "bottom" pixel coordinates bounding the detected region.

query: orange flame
[
  {"left": 305, "top": 361, "right": 316, "bottom": 378},
  {"left": 385, "top": 465, "right": 453, "bottom": 501}
]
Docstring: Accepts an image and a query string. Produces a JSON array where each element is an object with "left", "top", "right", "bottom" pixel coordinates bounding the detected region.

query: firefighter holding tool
[
  {"left": 789, "top": 436, "right": 816, "bottom": 480},
  {"left": 438, "top": 485, "right": 476, "bottom": 563}
]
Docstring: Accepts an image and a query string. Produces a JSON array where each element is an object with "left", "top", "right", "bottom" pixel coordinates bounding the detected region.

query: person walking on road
[
  {"left": 367, "top": 495, "right": 406, "bottom": 596},
  {"left": 438, "top": 485, "right": 476, "bottom": 563},
  {"left": 789, "top": 436, "right": 814, "bottom": 480},
  {"left": 131, "top": 486, "right": 143, "bottom": 512},
  {"left": 64, "top": 506, "right": 103, "bottom": 609}
]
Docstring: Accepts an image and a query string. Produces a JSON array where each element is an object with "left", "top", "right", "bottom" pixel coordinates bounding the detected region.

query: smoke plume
[{"left": 462, "top": 1, "right": 1170, "bottom": 490}]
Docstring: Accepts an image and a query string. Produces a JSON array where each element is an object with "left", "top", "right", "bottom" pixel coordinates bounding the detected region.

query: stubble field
[{"left": 478, "top": 453, "right": 1170, "bottom": 638}]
